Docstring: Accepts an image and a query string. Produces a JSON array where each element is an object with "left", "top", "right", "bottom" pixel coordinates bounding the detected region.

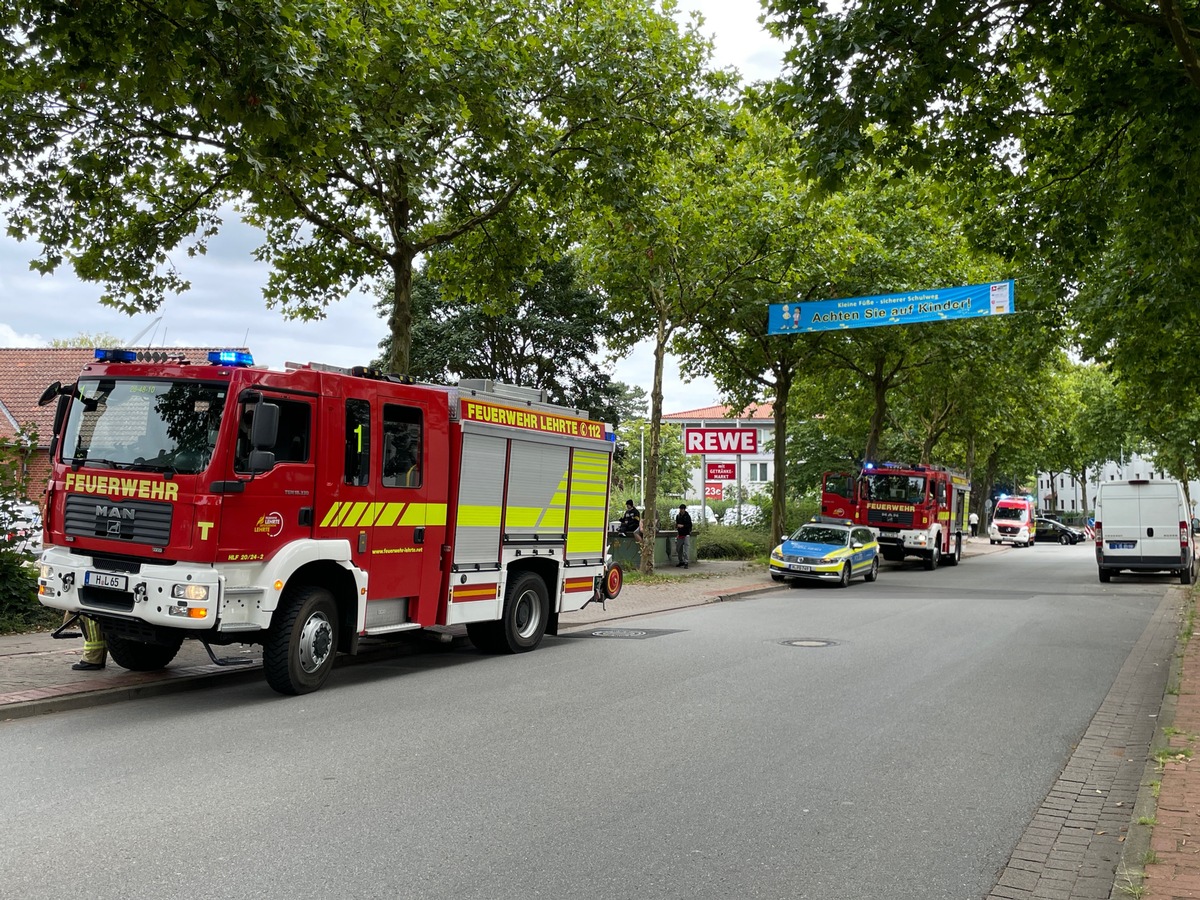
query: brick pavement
[{"left": 1142, "top": 608, "right": 1200, "bottom": 899}]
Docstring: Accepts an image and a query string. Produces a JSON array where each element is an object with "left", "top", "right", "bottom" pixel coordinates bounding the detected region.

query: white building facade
[
  {"left": 1036, "top": 452, "right": 1200, "bottom": 517},
  {"left": 663, "top": 404, "right": 774, "bottom": 506}
]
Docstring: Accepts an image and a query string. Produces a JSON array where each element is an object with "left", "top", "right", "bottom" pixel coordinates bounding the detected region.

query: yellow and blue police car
[{"left": 769, "top": 516, "right": 880, "bottom": 587}]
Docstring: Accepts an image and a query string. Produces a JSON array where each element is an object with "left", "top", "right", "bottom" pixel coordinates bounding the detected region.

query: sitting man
[{"left": 618, "top": 499, "right": 642, "bottom": 536}]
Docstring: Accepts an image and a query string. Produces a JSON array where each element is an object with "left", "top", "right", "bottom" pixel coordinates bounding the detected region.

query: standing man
[
  {"left": 674, "top": 503, "right": 693, "bottom": 568},
  {"left": 968, "top": 510, "right": 980, "bottom": 538}
]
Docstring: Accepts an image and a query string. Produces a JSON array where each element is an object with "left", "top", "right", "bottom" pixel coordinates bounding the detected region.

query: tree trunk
[
  {"left": 863, "top": 358, "right": 889, "bottom": 462},
  {"left": 639, "top": 304, "right": 669, "bottom": 574},
  {"left": 387, "top": 252, "right": 415, "bottom": 375}
]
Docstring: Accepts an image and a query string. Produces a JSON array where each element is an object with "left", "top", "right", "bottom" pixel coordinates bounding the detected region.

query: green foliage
[
  {"left": 1, "top": 0, "right": 713, "bottom": 374},
  {"left": 693, "top": 525, "right": 771, "bottom": 560},
  {"left": 375, "top": 254, "right": 629, "bottom": 423},
  {"left": 0, "top": 553, "right": 52, "bottom": 634}
]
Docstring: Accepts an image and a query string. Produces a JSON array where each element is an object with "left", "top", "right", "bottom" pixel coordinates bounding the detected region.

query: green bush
[
  {"left": 0, "top": 550, "right": 56, "bottom": 634},
  {"left": 694, "top": 525, "right": 773, "bottom": 560}
]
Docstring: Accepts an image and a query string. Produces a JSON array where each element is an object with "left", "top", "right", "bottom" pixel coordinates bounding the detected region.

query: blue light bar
[
  {"left": 94, "top": 348, "right": 138, "bottom": 363},
  {"left": 207, "top": 350, "right": 255, "bottom": 367}
]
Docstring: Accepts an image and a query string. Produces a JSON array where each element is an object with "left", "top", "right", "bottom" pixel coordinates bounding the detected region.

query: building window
[{"left": 750, "top": 462, "right": 768, "bottom": 482}]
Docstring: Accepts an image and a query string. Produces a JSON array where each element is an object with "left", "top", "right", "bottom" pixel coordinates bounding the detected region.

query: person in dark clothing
[
  {"left": 675, "top": 504, "right": 693, "bottom": 567},
  {"left": 618, "top": 500, "right": 642, "bottom": 536}
]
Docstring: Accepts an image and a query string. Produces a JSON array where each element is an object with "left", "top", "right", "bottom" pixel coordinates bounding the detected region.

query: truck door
[
  {"left": 214, "top": 395, "right": 316, "bottom": 563},
  {"left": 318, "top": 397, "right": 447, "bottom": 630}
]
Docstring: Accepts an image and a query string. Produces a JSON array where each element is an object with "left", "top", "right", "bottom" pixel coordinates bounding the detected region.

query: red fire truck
[
  {"left": 820, "top": 462, "right": 971, "bottom": 568},
  {"left": 36, "top": 349, "right": 617, "bottom": 694}
]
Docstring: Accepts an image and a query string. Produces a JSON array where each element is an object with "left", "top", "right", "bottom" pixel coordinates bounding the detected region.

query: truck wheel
[
  {"left": 105, "top": 632, "right": 183, "bottom": 671},
  {"left": 1181, "top": 564, "right": 1193, "bottom": 585},
  {"left": 944, "top": 535, "right": 962, "bottom": 566},
  {"left": 604, "top": 563, "right": 624, "bottom": 599},
  {"left": 264, "top": 586, "right": 338, "bottom": 695},
  {"left": 923, "top": 543, "right": 940, "bottom": 570},
  {"left": 1099, "top": 568, "right": 1111, "bottom": 583},
  {"left": 499, "top": 572, "right": 549, "bottom": 652}
]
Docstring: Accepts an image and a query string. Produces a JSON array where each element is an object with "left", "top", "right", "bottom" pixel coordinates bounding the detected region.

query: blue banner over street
[{"left": 768, "top": 280, "right": 1014, "bottom": 335}]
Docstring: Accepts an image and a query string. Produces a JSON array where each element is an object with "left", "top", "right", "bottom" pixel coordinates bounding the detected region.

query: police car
[{"left": 769, "top": 516, "right": 880, "bottom": 587}]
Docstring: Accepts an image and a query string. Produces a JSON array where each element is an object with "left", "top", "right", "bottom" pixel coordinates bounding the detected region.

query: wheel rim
[
  {"left": 871, "top": 558, "right": 878, "bottom": 578},
  {"left": 299, "top": 611, "right": 334, "bottom": 674},
  {"left": 513, "top": 587, "right": 542, "bottom": 640},
  {"left": 841, "top": 564, "right": 850, "bottom": 586}
]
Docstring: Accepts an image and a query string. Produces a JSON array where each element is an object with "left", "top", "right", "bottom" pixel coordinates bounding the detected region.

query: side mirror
[
  {"left": 37, "top": 382, "right": 63, "bottom": 407},
  {"left": 250, "top": 402, "right": 279, "bottom": 450}
]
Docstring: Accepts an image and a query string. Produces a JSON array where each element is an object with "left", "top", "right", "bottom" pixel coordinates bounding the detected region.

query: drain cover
[
  {"left": 781, "top": 638, "right": 837, "bottom": 648},
  {"left": 562, "top": 627, "right": 682, "bottom": 640}
]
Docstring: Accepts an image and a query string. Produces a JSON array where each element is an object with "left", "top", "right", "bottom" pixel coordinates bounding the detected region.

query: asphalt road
[{"left": 0, "top": 542, "right": 1172, "bottom": 900}]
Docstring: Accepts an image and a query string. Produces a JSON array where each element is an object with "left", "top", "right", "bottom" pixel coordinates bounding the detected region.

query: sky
[{"left": 0, "top": 1, "right": 786, "bottom": 416}]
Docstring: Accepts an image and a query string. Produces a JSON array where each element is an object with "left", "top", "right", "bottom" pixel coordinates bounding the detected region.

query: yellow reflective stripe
[
  {"left": 356, "top": 503, "right": 386, "bottom": 527},
  {"left": 505, "top": 507, "right": 543, "bottom": 528},
  {"left": 376, "top": 503, "right": 404, "bottom": 527},
  {"left": 320, "top": 503, "right": 342, "bottom": 528},
  {"left": 567, "top": 531, "right": 603, "bottom": 554},
  {"left": 319, "top": 502, "right": 448, "bottom": 528},
  {"left": 539, "top": 510, "right": 565, "bottom": 529},
  {"left": 457, "top": 505, "right": 501, "bottom": 527},
  {"left": 568, "top": 509, "right": 607, "bottom": 529}
]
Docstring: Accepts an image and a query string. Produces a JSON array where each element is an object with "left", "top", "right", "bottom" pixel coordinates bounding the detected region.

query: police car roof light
[
  {"left": 207, "top": 350, "right": 255, "bottom": 367},
  {"left": 94, "top": 348, "right": 138, "bottom": 363}
]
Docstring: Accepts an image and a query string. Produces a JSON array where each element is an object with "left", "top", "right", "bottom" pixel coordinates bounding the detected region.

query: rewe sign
[{"left": 684, "top": 428, "right": 758, "bottom": 455}]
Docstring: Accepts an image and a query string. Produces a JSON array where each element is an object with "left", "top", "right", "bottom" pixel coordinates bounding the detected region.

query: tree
[
  {"left": 1, "top": 0, "right": 711, "bottom": 374},
  {"left": 763, "top": 0, "right": 1200, "bottom": 425},
  {"left": 374, "top": 254, "right": 627, "bottom": 423}
]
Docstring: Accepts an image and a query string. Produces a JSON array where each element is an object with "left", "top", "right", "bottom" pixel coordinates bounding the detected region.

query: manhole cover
[
  {"left": 780, "top": 638, "right": 837, "bottom": 648},
  {"left": 561, "top": 628, "right": 683, "bottom": 640}
]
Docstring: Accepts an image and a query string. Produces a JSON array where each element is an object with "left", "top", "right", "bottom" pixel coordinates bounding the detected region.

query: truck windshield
[
  {"left": 60, "top": 378, "right": 229, "bottom": 475},
  {"left": 993, "top": 506, "right": 1026, "bottom": 521},
  {"left": 864, "top": 473, "right": 927, "bottom": 503}
]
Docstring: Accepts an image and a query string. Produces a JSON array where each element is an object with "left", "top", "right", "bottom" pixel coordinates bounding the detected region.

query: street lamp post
[{"left": 640, "top": 423, "right": 645, "bottom": 511}]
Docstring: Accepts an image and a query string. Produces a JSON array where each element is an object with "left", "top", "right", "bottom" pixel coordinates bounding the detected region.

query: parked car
[
  {"left": 1034, "top": 517, "right": 1085, "bottom": 545},
  {"left": 685, "top": 504, "right": 719, "bottom": 526},
  {"left": 2, "top": 501, "right": 42, "bottom": 557},
  {"left": 769, "top": 516, "right": 879, "bottom": 587},
  {"left": 720, "top": 503, "right": 763, "bottom": 527}
]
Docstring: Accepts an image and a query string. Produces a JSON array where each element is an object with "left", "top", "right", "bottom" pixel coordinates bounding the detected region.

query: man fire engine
[
  {"left": 35, "top": 349, "right": 617, "bottom": 695},
  {"left": 821, "top": 462, "right": 970, "bottom": 568}
]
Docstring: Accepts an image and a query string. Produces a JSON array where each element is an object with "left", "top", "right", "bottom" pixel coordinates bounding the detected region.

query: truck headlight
[{"left": 172, "top": 583, "right": 210, "bottom": 602}]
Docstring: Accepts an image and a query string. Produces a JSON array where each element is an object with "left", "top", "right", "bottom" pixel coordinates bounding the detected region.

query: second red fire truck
[
  {"left": 821, "top": 462, "right": 971, "bottom": 568},
  {"left": 36, "top": 349, "right": 618, "bottom": 695}
]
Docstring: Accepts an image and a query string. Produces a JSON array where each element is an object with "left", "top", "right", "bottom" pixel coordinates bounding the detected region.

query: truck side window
[
  {"left": 234, "top": 399, "right": 311, "bottom": 471},
  {"left": 345, "top": 399, "right": 371, "bottom": 486},
  {"left": 382, "top": 405, "right": 423, "bottom": 488}
]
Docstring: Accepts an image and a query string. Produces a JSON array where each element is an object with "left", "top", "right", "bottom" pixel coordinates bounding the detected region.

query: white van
[{"left": 1094, "top": 479, "right": 1198, "bottom": 584}]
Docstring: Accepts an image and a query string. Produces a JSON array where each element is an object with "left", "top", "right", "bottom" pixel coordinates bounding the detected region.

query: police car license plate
[
  {"left": 1108, "top": 541, "right": 1135, "bottom": 550},
  {"left": 85, "top": 571, "right": 128, "bottom": 591},
  {"left": 790, "top": 563, "right": 812, "bottom": 572}
]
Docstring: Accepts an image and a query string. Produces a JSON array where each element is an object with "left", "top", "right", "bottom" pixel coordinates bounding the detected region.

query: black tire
[
  {"left": 470, "top": 572, "right": 550, "bottom": 655},
  {"left": 105, "top": 632, "right": 183, "bottom": 671},
  {"left": 944, "top": 534, "right": 962, "bottom": 566},
  {"left": 264, "top": 586, "right": 338, "bottom": 695},
  {"left": 1059, "top": 533, "right": 1070, "bottom": 545},
  {"left": 770, "top": 573, "right": 785, "bottom": 582},
  {"left": 990, "top": 539, "right": 998, "bottom": 546},
  {"left": 864, "top": 556, "right": 879, "bottom": 583},
  {"left": 466, "top": 621, "right": 504, "bottom": 653},
  {"left": 1099, "top": 568, "right": 1111, "bottom": 583},
  {"left": 923, "top": 542, "right": 940, "bottom": 570},
  {"left": 1182, "top": 564, "right": 1193, "bottom": 586},
  {"left": 837, "top": 562, "right": 851, "bottom": 588}
]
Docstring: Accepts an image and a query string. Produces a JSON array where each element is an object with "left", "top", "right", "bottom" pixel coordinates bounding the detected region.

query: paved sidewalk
[{"left": 3, "top": 536, "right": 1193, "bottom": 900}]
